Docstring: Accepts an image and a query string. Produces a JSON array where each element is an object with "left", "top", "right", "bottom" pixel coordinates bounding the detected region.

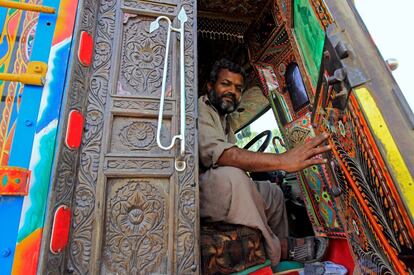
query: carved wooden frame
[{"left": 39, "top": 0, "right": 199, "bottom": 274}]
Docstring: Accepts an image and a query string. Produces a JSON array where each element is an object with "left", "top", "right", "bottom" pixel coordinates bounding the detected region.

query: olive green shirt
[{"left": 198, "top": 95, "right": 237, "bottom": 172}]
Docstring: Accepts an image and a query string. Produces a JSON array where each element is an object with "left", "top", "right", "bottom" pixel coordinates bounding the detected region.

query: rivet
[
  {"left": 1, "top": 248, "right": 11, "bottom": 258},
  {"left": 25, "top": 120, "right": 33, "bottom": 126}
]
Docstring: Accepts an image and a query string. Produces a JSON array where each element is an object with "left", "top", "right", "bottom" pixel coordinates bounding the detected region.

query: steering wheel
[{"left": 243, "top": 130, "right": 272, "bottom": 152}]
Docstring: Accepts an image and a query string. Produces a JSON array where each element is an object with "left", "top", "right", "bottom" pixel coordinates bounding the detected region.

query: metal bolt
[
  {"left": 328, "top": 68, "right": 346, "bottom": 85},
  {"left": 335, "top": 41, "right": 349, "bottom": 59},
  {"left": 1, "top": 248, "right": 11, "bottom": 257},
  {"left": 331, "top": 186, "right": 342, "bottom": 197},
  {"left": 25, "top": 120, "right": 33, "bottom": 126}
]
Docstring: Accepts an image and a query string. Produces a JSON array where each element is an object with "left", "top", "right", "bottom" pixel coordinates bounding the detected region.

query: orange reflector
[
  {"left": 50, "top": 205, "right": 71, "bottom": 254},
  {"left": 78, "top": 31, "right": 93, "bottom": 67},
  {"left": 65, "top": 110, "right": 84, "bottom": 149}
]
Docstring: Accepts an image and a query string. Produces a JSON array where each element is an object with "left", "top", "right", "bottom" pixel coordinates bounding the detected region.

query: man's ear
[{"left": 207, "top": 82, "right": 212, "bottom": 91}]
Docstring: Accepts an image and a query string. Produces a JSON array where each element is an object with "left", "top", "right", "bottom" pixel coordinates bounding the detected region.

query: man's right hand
[
  {"left": 218, "top": 133, "right": 331, "bottom": 173},
  {"left": 278, "top": 133, "right": 331, "bottom": 173}
]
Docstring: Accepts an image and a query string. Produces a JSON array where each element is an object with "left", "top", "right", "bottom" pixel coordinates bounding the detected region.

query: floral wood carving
[
  {"left": 120, "top": 18, "right": 169, "bottom": 97},
  {"left": 66, "top": 0, "right": 117, "bottom": 273},
  {"left": 123, "top": 0, "right": 176, "bottom": 14},
  {"left": 106, "top": 159, "right": 172, "bottom": 171},
  {"left": 119, "top": 122, "right": 155, "bottom": 150},
  {"left": 112, "top": 98, "right": 173, "bottom": 112},
  {"left": 103, "top": 180, "right": 166, "bottom": 274},
  {"left": 176, "top": 1, "right": 198, "bottom": 273},
  {"left": 44, "top": 0, "right": 101, "bottom": 273}
]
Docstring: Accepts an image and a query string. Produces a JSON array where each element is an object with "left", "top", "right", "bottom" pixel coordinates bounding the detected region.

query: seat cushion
[{"left": 201, "top": 222, "right": 267, "bottom": 275}]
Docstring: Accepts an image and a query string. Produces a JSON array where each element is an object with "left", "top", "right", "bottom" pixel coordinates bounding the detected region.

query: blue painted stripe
[{"left": 0, "top": 0, "right": 60, "bottom": 273}]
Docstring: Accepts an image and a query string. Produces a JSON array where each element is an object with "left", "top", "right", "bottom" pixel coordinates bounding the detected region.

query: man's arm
[{"left": 217, "top": 133, "right": 331, "bottom": 173}]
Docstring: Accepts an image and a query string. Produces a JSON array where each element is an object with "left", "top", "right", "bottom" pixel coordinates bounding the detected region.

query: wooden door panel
[
  {"left": 118, "top": 16, "right": 171, "bottom": 98},
  {"left": 101, "top": 178, "right": 171, "bottom": 274},
  {"left": 41, "top": 0, "right": 198, "bottom": 274},
  {"left": 123, "top": 0, "right": 178, "bottom": 14},
  {"left": 109, "top": 116, "right": 173, "bottom": 155}
]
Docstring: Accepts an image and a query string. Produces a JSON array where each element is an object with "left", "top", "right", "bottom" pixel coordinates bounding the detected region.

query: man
[{"left": 198, "top": 59, "right": 331, "bottom": 266}]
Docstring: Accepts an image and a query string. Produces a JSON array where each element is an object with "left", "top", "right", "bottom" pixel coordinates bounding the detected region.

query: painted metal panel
[{"left": 0, "top": 0, "right": 79, "bottom": 274}]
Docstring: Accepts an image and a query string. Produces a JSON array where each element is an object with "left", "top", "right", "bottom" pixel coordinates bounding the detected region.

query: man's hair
[{"left": 209, "top": 58, "right": 247, "bottom": 85}]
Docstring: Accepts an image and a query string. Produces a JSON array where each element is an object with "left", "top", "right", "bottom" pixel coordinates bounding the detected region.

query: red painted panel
[
  {"left": 249, "top": 266, "right": 273, "bottom": 275},
  {"left": 324, "top": 238, "right": 355, "bottom": 274},
  {"left": 78, "top": 31, "right": 93, "bottom": 66},
  {"left": 50, "top": 205, "right": 71, "bottom": 254},
  {"left": 0, "top": 166, "right": 30, "bottom": 195},
  {"left": 65, "top": 110, "right": 84, "bottom": 149}
]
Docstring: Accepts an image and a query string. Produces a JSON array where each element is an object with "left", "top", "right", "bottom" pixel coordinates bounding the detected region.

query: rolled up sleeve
[{"left": 198, "top": 99, "right": 236, "bottom": 168}]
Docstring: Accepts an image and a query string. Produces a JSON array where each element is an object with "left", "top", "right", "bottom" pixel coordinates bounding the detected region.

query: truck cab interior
[{"left": 196, "top": 0, "right": 414, "bottom": 274}]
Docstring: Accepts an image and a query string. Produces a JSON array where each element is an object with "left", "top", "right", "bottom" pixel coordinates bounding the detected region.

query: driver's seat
[{"left": 200, "top": 221, "right": 267, "bottom": 274}]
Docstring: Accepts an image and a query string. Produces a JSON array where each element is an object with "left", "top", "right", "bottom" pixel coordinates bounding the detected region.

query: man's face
[{"left": 207, "top": 69, "right": 244, "bottom": 115}]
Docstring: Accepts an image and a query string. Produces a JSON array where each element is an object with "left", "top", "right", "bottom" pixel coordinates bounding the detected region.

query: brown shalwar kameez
[{"left": 198, "top": 95, "right": 289, "bottom": 265}]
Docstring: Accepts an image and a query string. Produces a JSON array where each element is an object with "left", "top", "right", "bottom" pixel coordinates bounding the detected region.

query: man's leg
[
  {"left": 199, "top": 166, "right": 282, "bottom": 265},
  {"left": 254, "top": 181, "right": 289, "bottom": 239}
]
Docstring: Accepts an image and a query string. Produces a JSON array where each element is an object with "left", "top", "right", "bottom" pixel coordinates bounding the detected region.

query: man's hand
[
  {"left": 218, "top": 133, "right": 331, "bottom": 173},
  {"left": 278, "top": 133, "right": 331, "bottom": 173}
]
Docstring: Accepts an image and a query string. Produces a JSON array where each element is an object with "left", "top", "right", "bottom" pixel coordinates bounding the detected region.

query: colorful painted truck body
[
  {"left": 0, "top": 1, "right": 78, "bottom": 274},
  {"left": 0, "top": 0, "right": 413, "bottom": 274}
]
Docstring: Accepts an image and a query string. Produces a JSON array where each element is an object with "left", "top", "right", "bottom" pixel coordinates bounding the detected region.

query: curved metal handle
[{"left": 150, "top": 8, "right": 187, "bottom": 172}]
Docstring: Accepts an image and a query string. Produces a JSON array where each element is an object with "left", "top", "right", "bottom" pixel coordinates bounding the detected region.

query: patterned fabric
[{"left": 201, "top": 222, "right": 267, "bottom": 275}]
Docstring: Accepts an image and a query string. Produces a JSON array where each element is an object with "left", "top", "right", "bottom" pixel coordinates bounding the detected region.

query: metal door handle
[{"left": 150, "top": 7, "right": 187, "bottom": 172}]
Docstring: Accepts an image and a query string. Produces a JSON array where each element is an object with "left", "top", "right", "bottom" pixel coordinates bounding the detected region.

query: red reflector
[
  {"left": 78, "top": 31, "right": 93, "bottom": 66},
  {"left": 65, "top": 110, "right": 84, "bottom": 149},
  {"left": 50, "top": 205, "right": 71, "bottom": 254}
]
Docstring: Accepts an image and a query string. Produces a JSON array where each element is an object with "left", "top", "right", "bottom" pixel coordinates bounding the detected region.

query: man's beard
[{"left": 207, "top": 88, "right": 240, "bottom": 115}]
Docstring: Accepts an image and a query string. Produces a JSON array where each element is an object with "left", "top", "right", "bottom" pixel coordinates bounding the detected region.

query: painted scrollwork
[
  {"left": 318, "top": 102, "right": 413, "bottom": 272},
  {"left": 103, "top": 180, "right": 166, "bottom": 274},
  {"left": 347, "top": 194, "right": 394, "bottom": 274},
  {"left": 286, "top": 126, "right": 310, "bottom": 146}
]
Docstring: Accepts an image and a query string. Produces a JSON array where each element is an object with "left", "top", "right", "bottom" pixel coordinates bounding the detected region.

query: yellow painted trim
[
  {"left": 0, "top": 62, "right": 47, "bottom": 86},
  {"left": 355, "top": 87, "right": 414, "bottom": 218},
  {"left": 0, "top": 1, "right": 55, "bottom": 14}
]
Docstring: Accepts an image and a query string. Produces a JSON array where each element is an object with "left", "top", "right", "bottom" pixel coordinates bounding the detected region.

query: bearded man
[{"left": 198, "top": 59, "right": 331, "bottom": 266}]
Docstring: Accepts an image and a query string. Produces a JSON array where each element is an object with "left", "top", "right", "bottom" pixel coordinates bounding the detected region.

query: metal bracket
[
  {"left": 311, "top": 25, "right": 368, "bottom": 124},
  {"left": 0, "top": 1, "right": 55, "bottom": 14},
  {"left": 0, "top": 61, "right": 48, "bottom": 86}
]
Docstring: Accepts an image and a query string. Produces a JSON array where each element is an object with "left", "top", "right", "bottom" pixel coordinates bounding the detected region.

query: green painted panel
[{"left": 294, "top": 0, "right": 325, "bottom": 87}]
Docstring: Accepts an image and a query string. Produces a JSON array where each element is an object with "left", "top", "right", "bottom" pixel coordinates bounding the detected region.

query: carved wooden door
[{"left": 41, "top": 0, "right": 199, "bottom": 274}]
